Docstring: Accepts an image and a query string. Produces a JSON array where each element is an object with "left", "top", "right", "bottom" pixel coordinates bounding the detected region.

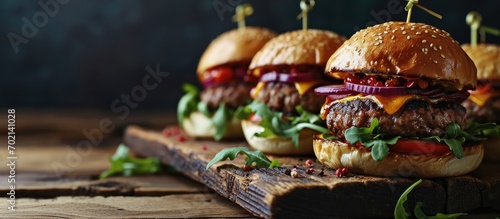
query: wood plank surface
[
  {"left": 124, "top": 125, "right": 500, "bottom": 218},
  {"left": 3, "top": 194, "right": 255, "bottom": 219}
]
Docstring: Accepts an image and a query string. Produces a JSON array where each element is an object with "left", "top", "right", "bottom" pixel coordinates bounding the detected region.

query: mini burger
[
  {"left": 237, "top": 29, "right": 346, "bottom": 155},
  {"left": 462, "top": 44, "right": 500, "bottom": 162},
  {"left": 178, "top": 27, "right": 276, "bottom": 140},
  {"left": 313, "top": 21, "right": 486, "bottom": 177}
]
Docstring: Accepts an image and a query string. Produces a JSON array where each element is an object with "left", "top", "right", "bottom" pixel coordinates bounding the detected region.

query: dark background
[{"left": 1, "top": 0, "right": 499, "bottom": 111}]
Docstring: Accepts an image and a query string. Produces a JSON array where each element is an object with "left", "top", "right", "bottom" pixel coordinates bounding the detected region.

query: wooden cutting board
[{"left": 124, "top": 125, "right": 500, "bottom": 218}]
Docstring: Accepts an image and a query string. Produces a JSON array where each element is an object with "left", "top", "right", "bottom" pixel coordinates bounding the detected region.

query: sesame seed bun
[
  {"left": 313, "top": 135, "right": 484, "bottom": 177},
  {"left": 249, "top": 29, "right": 346, "bottom": 77},
  {"left": 326, "top": 21, "right": 477, "bottom": 91},
  {"left": 197, "top": 27, "right": 277, "bottom": 75},
  {"left": 461, "top": 44, "right": 500, "bottom": 81}
]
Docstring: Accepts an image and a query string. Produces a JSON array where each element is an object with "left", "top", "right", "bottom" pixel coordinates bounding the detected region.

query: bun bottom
[
  {"left": 241, "top": 120, "right": 315, "bottom": 155},
  {"left": 181, "top": 112, "right": 243, "bottom": 140},
  {"left": 483, "top": 137, "right": 500, "bottom": 163},
  {"left": 313, "top": 135, "right": 484, "bottom": 177}
]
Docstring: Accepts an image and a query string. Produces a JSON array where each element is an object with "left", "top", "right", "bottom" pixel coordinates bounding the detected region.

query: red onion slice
[
  {"left": 260, "top": 72, "right": 321, "bottom": 83},
  {"left": 345, "top": 82, "right": 410, "bottom": 95},
  {"left": 314, "top": 84, "right": 351, "bottom": 95}
]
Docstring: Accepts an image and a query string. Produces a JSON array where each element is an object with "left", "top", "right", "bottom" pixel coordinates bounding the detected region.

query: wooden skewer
[{"left": 232, "top": 4, "right": 254, "bottom": 30}]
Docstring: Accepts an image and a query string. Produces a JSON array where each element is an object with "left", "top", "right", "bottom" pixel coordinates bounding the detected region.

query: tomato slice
[{"left": 389, "top": 140, "right": 451, "bottom": 155}]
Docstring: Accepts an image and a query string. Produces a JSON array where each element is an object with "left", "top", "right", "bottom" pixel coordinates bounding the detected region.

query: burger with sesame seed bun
[
  {"left": 461, "top": 43, "right": 500, "bottom": 162},
  {"left": 237, "top": 29, "right": 346, "bottom": 155},
  {"left": 313, "top": 21, "right": 487, "bottom": 177},
  {"left": 178, "top": 27, "right": 277, "bottom": 141}
]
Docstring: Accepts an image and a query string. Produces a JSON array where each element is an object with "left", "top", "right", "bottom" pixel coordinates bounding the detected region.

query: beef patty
[
  {"left": 254, "top": 82, "right": 325, "bottom": 115},
  {"left": 326, "top": 99, "right": 467, "bottom": 138},
  {"left": 200, "top": 82, "right": 252, "bottom": 109}
]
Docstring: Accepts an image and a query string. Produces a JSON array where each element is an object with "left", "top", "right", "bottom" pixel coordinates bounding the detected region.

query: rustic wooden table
[
  {"left": 0, "top": 109, "right": 498, "bottom": 218},
  {"left": 0, "top": 109, "right": 254, "bottom": 218}
]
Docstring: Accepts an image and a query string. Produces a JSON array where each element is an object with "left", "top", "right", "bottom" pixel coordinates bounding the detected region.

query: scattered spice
[
  {"left": 291, "top": 168, "right": 299, "bottom": 178},
  {"left": 306, "top": 168, "right": 314, "bottom": 174},
  {"left": 318, "top": 168, "right": 325, "bottom": 177},
  {"left": 177, "top": 135, "right": 187, "bottom": 142},
  {"left": 305, "top": 159, "right": 312, "bottom": 167},
  {"left": 336, "top": 167, "right": 349, "bottom": 177},
  {"left": 202, "top": 145, "right": 208, "bottom": 150},
  {"left": 243, "top": 165, "right": 252, "bottom": 172},
  {"left": 162, "top": 129, "right": 172, "bottom": 137}
]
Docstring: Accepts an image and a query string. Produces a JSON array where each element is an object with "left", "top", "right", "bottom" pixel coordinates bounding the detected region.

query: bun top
[
  {"left": 197, "top": 27, "right": 277, "bottom": 74},
  {"left": 462, "top": 44, "right": 500, "bottom": 81},
  {"left": 249, "top": 29, "right": 346, "bottom": 71},
  {"left": 326, "top": 22, "right": 477, "bottom": 90}
]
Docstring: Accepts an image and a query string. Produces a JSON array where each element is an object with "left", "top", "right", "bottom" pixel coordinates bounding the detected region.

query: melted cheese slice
[
  {"left": 334, "top": 94, "right": 417, "bottom": 115},
  {"left": 251, "top": 82, "right": 266, "bottom": 99},
  {"left": 468, "top": 91, "right": 492, "bottom": 107},
  {"left": 295, "top": 80, "right": 324, "bottom": 95}
]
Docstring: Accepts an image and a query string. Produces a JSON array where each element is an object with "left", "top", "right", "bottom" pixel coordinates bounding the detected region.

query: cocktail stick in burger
[
  {"left": 461, "top": 11, "right": 500, "bottom": 163},
  {"left": 237, "top": 29, "right": 345, "bottom": 155},
  {"left": 313, "top": 21, "right": 488, "bottom": 178},
  {"left": 236, "top": 0, "right": 346, "bottom": 155},
  {"left": 178, "top": 5, "right": 277, "bottom": 141}
]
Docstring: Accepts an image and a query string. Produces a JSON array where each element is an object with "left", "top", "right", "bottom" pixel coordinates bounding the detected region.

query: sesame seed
[
  {"left": 392, "top": 29, "right": 397, "bottom": 33},
  {"left": 439, "top": 46, "right": 442, "bottom": 50},
  {"left": 422, "top": 40, "right": 427, "bottom": 43},
  {"left": 430, "top": 43, "right": 434, "bottom": 47},
  {"left": 440, "top": 54, "right": 445, "bottom": 59},
  {"left": 433, "top": 46, "right": 438, "bottom": 51},
  {"left": 374, "top": 61, "right": 378, "bottom": 65},
  {"left": 362, "top": 39, "right": 365, "bottom": 43},
  {"left": 416, "top": 32, "right": 421, "bottom": 35},
  {"left": 407, "top": 36, "right": 411, "bottom": 40},
  {"left": 383, "top": 31, "right": 388, "bottom": 34},
  {"left": 379, "top": 40, "right": 383, "bottom": 44},
  {"left": 425, "top": 30, "right": 429, "bottom": 33},
  {"left": 387, "top": 68, "right": 390, "bottom": 72},
  {"left": 402, "top": 31, "right": 407, "bottom": 35},
  {"left": 391, "top": 35, "right": 395, "bottom": 40},
  {"left": 375, "top": 42, "right": 380, "bottom": 46},
  {"left": 433, "top": 60, "right": 438, "bottom": 64},
  {"left": 431, "top": 35, "right": 436, "bottom": 38},
  {"left": 378, "top": 33, "right": 382, "bottom": 36}
]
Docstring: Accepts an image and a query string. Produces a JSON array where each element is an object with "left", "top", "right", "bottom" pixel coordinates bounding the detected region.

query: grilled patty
[
  {"left": 254, "top": 82, "right": 324, "bottom": 115},
  {"left": 200, "top": 82, "right": 252, "bottom": 109},
  {"left": 326, "top": 99, "right": 467, "bottom": 138}
]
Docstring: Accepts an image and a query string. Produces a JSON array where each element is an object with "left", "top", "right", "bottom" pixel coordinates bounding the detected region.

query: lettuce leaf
[{"left": 236, "top": 100, "right": 329, "bottom": 148}]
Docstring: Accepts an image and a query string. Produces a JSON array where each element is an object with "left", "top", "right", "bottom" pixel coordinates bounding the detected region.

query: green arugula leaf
[
  {"left": 99, "top": 144, "right": 162, "bottom": 179},
  {"left": 177, "top": 83, "right": 242, "bottom": 141},
  {"left": 414, "top": 202, "right": 467, "bottom": 219},
  {"left": 395, "top": 179, "right": 467, "bottom": 219},
  {"left": 443, "top": 138, "right": 464, "bottom": 158},
  {"left": 177, "top": 83, "right": 201, "bottom": 125},
  {"left": 206, "top": 147, "right": 280, "bottom": 170},
  {"left": 238, "top": 100, "right": 328, "bottom": 148},
  {"left": 364, "top": 136, "right": 400, "bottom": 161},
  {"left": 345, "top": 118, "right": 379, "bottom": 144},
  {"left": 212, "top": 103, "right": 228, "bottom": 141},
  {"left": 394, "top": 179, "right": 422, "bottom": 219}
]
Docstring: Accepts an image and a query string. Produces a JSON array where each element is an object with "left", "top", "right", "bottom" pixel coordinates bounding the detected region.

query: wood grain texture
[
  {"left": 3, "top": 194, "right": 255, "bottom": 219},
  {"left": 124, "top": 125, "right": 500, "bottom": 218},
  {"left": 0, "top": 173, "right": 205, "bottom": 198}
]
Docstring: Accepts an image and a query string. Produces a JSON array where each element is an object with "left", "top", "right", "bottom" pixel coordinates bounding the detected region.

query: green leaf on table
[
  {"left": 394, "top": 179, "right": 422, "bottom": 219},
  {"left": 394, "top": 179, "right": 467, "bottom": 219},
  {"left": 206, "top": 147, "right": 280, "bottom": 170},
  {"left": 99, "top": 144, "right": 162, "bottom": 179}
]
